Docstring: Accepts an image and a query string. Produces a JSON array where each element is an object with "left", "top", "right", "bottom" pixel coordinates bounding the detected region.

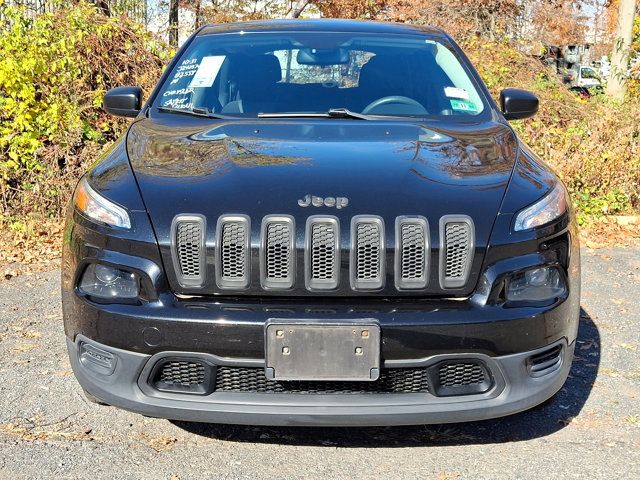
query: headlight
[
  {"left": 513, "top": 183, "right": 567, "bottom": 231},
  {"left": 74, "top": 178, "right": 131, "bottom": 229},
  {"left": 78, "top": 264, "right": 139, "bottom": 299},
  {"left": 506, "top": 266, "right": 566, "bottom": 303}
]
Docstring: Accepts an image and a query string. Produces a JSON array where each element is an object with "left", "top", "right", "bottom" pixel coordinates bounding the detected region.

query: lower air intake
[
  {"left": 151, "top": 359, "right": 213, "bottom": 395},
  {"left": 214, "top": 367, "right": 430, "bottom": 394},
  {"left": 527, "top": 344, "right": 563, "bottom": 377},
  {"left": 431, "top": 360, "right": 492, "bottom": 396}
]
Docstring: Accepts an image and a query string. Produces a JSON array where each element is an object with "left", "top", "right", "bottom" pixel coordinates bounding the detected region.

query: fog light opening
[{"left": 79, "top": 263, "right": 139, "bottom": 300}]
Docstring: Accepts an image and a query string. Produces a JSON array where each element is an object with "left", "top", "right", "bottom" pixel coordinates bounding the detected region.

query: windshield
[{"left": 154, "top": 32, "right": 488, "bottom": 119}]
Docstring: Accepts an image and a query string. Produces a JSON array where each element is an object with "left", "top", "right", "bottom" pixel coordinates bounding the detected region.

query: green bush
[
  {"left": 465, "top": 39, "right": 640, "bottom": 222},
  {"left": 0, "top": 1, "right": 166, "bottom": 217},
  {"left": 0, "top": 5, "right": 638, "bottom": 228}
]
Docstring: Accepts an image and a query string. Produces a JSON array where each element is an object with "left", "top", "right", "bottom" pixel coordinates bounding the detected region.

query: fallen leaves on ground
[
  {"left": 133, "top": 432, "right": 179, "bottom": 452},
  {"left": 581, "top": 216, "right": 640, "bottom": 249},
  {"left": 0, "top": 416, "right": 95, "bottom": 443},
  {"left": 1, "top": 217, "right": 62, "bottom": 279}
]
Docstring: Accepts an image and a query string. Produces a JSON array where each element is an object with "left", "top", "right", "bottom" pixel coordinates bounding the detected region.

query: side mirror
[
  {"left": 104, "top": 86, "right": 142, "bottom": 118},
  {"left": 500, "top": 88, "right": 539, "bottom": 120}
]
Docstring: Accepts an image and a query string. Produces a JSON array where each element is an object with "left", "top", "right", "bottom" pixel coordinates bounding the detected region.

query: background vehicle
[
  {"left": 62, "top": 20, "right": 580, "bottom": 426},
  {"left": 575, "top": 65, "right": 602, "bottom": 88}
]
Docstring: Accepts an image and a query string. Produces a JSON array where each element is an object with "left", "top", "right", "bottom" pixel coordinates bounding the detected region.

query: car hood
[{"left": 126, "top": 117, "right": 518, "bottom": 296}]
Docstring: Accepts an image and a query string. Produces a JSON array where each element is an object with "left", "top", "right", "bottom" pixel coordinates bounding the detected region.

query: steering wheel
[{"left": 362, "top": 95, "right": 427, "bottom": 115}]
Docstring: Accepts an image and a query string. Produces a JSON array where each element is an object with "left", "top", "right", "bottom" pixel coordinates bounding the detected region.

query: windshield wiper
[
  {"left": 257, "top": 108, "right": 372, "bottom": 120},
  {"left": 157, "top": 106, "right": 229, "bottom": 119}
]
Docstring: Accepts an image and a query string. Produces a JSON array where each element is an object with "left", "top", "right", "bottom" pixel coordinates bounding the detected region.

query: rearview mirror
[
  {"left": 500, "top": 88, "right": 539, "bottom": 120},
  {"left": 104, "top": 86, "right": 142, "bottom": 118},
  {"left": 296, "top": 48, "right": 350, "bottom": 66}
]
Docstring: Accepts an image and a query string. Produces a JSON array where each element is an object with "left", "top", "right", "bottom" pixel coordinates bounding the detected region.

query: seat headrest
[
  {"left": 358, "top": 55, "right": 409, "bottom": 93},
  {"left": 233, "top": 54, "right": 282, "bottom": 86}
]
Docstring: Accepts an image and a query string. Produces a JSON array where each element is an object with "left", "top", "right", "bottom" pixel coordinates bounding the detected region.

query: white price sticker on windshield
[
  {"left": 189, "top": 56, "right": 225, "bottom": 88},
  {"left": 444, "top": 87, "right": 470, "bottom": 100}
]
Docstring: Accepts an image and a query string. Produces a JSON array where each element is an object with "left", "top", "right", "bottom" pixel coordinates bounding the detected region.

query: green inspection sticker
[{"left": 450, "top": 99, "right": 478, "bottom": 112}]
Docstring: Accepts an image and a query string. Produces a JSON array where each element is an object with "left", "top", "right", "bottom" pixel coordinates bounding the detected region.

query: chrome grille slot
[
  {"left": 351, "top": 216, "right": 384, "bottom": 290},
  {"left": 305, "top": 216, "right": 340, "bottom": 290},
  {"left": 216, "top": 215, "right": 250, "bottom": 289},
  {"left": 395, "top": 216, "right": 429, "bottom": 290},
  {"left": 260, "top": 216, "right": 295, "bottom": 289},
  {"left": 439, "top": 215, "right": 474, "bottom": 289},
  {"left": 171, "top": 215, "right": 205, "bottom": 287}
]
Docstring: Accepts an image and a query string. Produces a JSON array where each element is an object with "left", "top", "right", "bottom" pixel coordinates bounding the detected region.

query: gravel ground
[{"left": 0, "top": 247, "right": 639, "bottom": 480}]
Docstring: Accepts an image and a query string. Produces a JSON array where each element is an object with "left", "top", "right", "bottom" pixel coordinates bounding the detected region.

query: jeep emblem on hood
[{"left": 298, "top": 195, "right": 349, "bottom": 209}]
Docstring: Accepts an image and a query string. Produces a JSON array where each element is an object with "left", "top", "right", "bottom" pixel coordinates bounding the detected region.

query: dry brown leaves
[
  {"left": 580, "top": 216, "right": 640, "bottom": 249},
  {"left": 0, "top": 217, "right": 63, "bottom": 279},
  {"left": 0, "top": 416, "right": 94, "bottom": 443}
]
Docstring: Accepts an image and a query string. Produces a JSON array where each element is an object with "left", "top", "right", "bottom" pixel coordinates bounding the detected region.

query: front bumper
[
  {"left": 62, "top": 205, "right": 580, "bottom": 426},
  {"left": 68, "top": 334, "right": 574, "bottom": 426}
]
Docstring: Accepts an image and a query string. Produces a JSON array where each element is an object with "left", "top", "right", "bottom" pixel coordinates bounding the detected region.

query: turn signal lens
[
  {"left": 506, "top": 266, "right": 566, "bottom": 303},
  {"left": 514, "top": 184, "right": 567, "bottom": 231},
  {"left": 74, "top": 178, "right": 131, "bottom": 229}
]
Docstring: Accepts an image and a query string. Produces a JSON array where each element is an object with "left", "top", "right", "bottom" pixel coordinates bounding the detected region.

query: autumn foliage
[{"left": 0, "top": 0, "right": 638, "bottom": 269}]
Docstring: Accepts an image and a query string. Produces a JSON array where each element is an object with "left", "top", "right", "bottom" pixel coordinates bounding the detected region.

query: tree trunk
[
  {"left": 287, "top": 0, "right": 310, "bottom": 18},
  {"left": 606, "top": 0, "right": 637, "bottom": 100},
  {"left": 169, "top": 0, "right": 179, "bottom": 48},
  {"left": 93, "top": 1, "right": 110, "bottom": 16},
  {"left": 194, "top": 0, "right": 202, "bottom": 30}
]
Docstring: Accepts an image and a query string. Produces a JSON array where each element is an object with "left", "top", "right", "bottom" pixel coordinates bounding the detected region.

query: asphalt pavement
[{"left": 0, "top": 247, "right": 638, "bottom": 479}]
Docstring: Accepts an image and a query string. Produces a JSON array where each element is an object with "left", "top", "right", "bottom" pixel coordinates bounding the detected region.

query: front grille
[
  {"left": 395, "top": 217, "right": 428, "bottom": 290},
  {"left": 170, "top": 214, "right": 476, "bottom": 293},
  {"left": 214, "top": 367, "right": 430, "bottom": 394},
  {"left": 261, "top": 216, "right": 294, "bottom": 289},
  {"left": 440, "top": 216, "right": 474, "bottom": 289},
  {"left": 351, "top": 216, "right": 384, "bottom": 290},
  {"left": 172, "top": 215, "right": 205, "bottom": 287},
  {"left": 216, "top": 215, "right": 250, "bottom": 289},
  {"left": 306, "top": 216, "right": 340, "bottom": 290}
]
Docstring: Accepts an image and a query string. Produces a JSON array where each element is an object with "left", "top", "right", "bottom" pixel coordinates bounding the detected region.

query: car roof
[{"left": 197, "top": 19, "right": 448, "bottom": 38}]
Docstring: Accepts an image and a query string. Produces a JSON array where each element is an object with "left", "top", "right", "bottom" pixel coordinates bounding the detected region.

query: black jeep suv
[{"left": 62, "top": 19, "right": 580, "bottom": 426}]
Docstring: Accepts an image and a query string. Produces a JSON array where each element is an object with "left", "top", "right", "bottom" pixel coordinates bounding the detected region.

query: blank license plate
[{"left": 265, "top": 321, "right": 380, "bottom": 381}]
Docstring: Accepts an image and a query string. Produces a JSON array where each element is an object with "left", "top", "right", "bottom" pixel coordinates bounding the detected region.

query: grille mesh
[
  {"left": 215, "top": 367, "right": 430, "bottom": 394},
  {"left": 310, "top": 222, "right": 337, "bottom": 283},
  {"left": 438, "top": 363, "right": 485, "bottom": 387},
  {"left": 176, "top": 221, "right": 202, "bottom": 277},
  {"left": 444, "top": 222, "right": 470, "bottom": 280},
  {"left": 220, "top": 222, "right": 247, "bottom": 280},
  {"left": 400, "top": 223, "right": 425, "bottom": 280},
  {"left": 265, "top": 222, "right": 292, "bottom": 281},
  {"left": 356, "top": 223, "right": 381, "bottom": 280},
  {"left": 158, "top": 361, "right": 206, "bottom": 386}
]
